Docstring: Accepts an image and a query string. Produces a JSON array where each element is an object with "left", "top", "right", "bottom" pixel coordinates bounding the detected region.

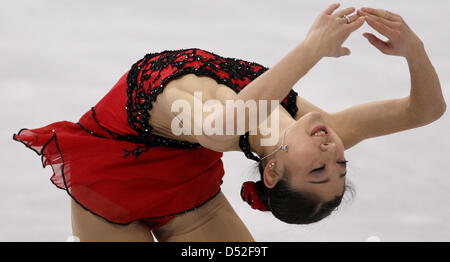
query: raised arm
[
  {"left": 294, "top": 7, "right": 446, "bottom": 151},
  {"left": 360, "top": 7, "right": 446, "bottom": 117},
  {"left": 329, "top": 45, "right": 445, "bottom": 150},
  {"left": 158, "top": 3, "right": 366, "bottom": 152},
  {"left": 232, "top": 3, "right": 365, "bottom": 134}
]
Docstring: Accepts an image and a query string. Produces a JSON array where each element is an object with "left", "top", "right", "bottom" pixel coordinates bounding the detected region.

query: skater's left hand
[{"left": 358, "top": 7, "right": 424, "bottom": 58}]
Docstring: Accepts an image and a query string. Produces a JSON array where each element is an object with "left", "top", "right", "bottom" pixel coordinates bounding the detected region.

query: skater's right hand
[{"left": 304, "top": 3, "right": 366, "bottom": 58}]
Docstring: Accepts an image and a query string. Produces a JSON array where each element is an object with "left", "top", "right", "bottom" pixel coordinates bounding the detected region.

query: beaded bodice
[{"left": 96, "top": 48, "right": 299, "bottom": 161}]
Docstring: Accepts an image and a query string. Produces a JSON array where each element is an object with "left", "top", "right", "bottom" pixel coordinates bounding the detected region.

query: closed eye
[
  {"left": 338, "top": 160, "right": 348, "bottom": 166},
  {"left": 309, "top": 160, "right": 347, "bottom": 173},
  {"left": 309, "top": 165, "right": 326, "bottom": 173},
  {"left": 338, "top": 161, "right": 348, "bottom": 176},
  {"left": 309, "top": 161, "right": 348, "bottom": 184}
]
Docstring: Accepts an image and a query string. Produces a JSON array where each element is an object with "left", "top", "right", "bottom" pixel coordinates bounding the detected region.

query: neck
[{"left": 249, "top": 112, "right": 296, "bottom": 162}]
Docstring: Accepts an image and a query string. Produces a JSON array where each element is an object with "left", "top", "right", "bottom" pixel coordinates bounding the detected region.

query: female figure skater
[{"left": 13, "top": 3, "right": 446, "bottom": 242}]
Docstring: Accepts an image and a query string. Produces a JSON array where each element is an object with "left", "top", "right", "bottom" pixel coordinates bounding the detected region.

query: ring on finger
[{"left": 343, "top": 14, "right": 350, "bottom": 24}]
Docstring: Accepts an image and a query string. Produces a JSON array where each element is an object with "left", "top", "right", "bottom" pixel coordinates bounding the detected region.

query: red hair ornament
[{"left": 240, "top": 181, "right": 269, "bottom": 211}]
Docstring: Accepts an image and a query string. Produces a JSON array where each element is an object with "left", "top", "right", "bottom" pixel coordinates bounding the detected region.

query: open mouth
[{"left": 310, "top": 125, "right": 328, "bottom": 137}]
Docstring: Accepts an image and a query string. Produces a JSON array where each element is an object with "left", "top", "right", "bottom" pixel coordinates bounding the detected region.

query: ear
[{"left": 263, "top": 161, "right": 282, "bottom": 189}]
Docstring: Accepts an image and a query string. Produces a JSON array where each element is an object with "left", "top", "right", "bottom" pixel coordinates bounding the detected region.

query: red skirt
[{"left": 13, "top": 70, "right": 225, "bottom": 230}]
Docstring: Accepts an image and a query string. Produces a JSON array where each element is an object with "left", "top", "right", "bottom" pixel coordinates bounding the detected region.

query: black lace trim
[
  {"left": 12, "top": 128, "right": 223, "bottom": 225},
  {"left": 125, "top": 48, "right": 298, "bottom": 161},
  {"left": 239, "top": 132, "right": 261, "bottom": 162},
  {"left": 285, "top": 88, "right": 299, "bottom": 117}
]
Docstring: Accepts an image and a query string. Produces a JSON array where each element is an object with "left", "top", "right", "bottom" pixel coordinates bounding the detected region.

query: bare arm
[
  {"left": 294, "top": 8, "right": 446, "bottom": 150},
  {"left": 294, "top": 96, "right": 413, "bottom": 150},
  {"left": 158, "top": 3, "right": 365, "bottom": 152},
  {"left": 405, "top": 44, "right": 446, "bottom": 123},
  {"left": 159, "top": 38, "right": 338, "bottom": 152},
  {"left": 158, "top": 40, "right": 322, "bottom": 152},
  {"left": 295, "top": 52, "right": 446, "bottom": 151},
  {"left": 230, "top": 4, "right": 365, "bottom": 134},
  {"left": 305, "top": 97, "right": 415, "bottom": 150}
]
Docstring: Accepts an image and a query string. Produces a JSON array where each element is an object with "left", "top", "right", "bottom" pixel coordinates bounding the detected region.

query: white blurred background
[{"left": 1, "top": 0, "right": 449, "bottom": 241}]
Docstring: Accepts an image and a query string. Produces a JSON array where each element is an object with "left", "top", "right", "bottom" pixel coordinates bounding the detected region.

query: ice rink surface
[{"left": 1, "top": 0, "right": 449, "bottom": 241}]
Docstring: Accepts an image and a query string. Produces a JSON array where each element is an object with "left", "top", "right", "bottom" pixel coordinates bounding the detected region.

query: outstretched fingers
[
  {"left": 323, "top": 2, "right": 340, "bottom": 15},
  {"left": 364, "top": 14, "right": 397, "bottom": 39},
  {"left": 358, "top": 9, "right": 401, "bottom": 29},
  {"left": 334, "top": 6, "right": 356, "bottom": 18},
  {"left": 363, "top": 32, "right": 390, "bottom": 54},
  {"left": 361, "top": 7, "right": 401, "bottom": 22}
]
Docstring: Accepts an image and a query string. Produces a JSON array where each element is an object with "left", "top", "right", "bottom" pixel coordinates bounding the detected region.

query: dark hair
[{"left": 254, "top": 160, "right": 354, "bottom": 224}]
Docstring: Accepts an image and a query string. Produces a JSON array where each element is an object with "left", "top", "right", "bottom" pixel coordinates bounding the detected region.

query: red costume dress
[{"left": 13, "top": 48, "right": 299, "bottom": 231}]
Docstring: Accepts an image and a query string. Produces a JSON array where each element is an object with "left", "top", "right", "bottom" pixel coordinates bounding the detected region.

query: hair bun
[{"left": 240, "top": 181, "right": 268, "bottom": 211}]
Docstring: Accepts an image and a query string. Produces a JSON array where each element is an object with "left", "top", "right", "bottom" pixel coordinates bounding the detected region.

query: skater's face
[{"left": 270, "top": 111, "right": 348, "bottom": 202}]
